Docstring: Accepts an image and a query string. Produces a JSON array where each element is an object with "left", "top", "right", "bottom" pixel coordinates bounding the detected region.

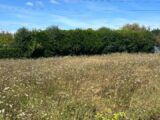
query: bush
[
  {"left": 0, "top": 24, "right": 158, "bottom": 58},
  {"left": 0, "top": 48, "right": 23, "bottom": 58},
  {"left": 102, "top": 30, "right": 156, "bottom": 53}
]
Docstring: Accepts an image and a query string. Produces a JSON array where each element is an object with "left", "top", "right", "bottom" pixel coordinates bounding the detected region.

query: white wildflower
[
  {"left": 24, "top": 93, "right": 29, "bottom": 97},
  {"left": 0, "top": 109, "right": 5, "bottom": 114},
  {"left": 9, "top": 104, "right": 13, "bottom": 108},
  {"left": 18, "top": 112, "right": 25, "bottom": 117},
  {"left": 3, "top": 87, "right": 10, "bottom": 91}
]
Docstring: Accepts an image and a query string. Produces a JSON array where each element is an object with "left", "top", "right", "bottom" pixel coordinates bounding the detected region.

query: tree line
[{"left": 0, "top": 23, "right": 159, "bottom": 58}]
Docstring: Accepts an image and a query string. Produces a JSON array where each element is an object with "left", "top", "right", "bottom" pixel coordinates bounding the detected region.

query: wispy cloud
[
  {"left": 26, "top": 1, "right": 44, "bottom": 7},
  {"left": 26, "top": 2, "right": 34, "bottom": 6},
  {"left": 50, "top": 0, "right": 59, "bottom": 4},
  {"left": 1, "top": 1, "right": 160, "bottom": 32}
]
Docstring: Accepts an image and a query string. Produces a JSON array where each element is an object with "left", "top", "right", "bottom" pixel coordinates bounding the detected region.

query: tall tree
[{"left": 14, "top": 27, "right": 33, "bottom": 57}]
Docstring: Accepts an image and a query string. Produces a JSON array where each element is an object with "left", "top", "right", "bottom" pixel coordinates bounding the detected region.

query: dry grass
[{"left": 0, "top": 53, "right": 160, "bottom": 120}]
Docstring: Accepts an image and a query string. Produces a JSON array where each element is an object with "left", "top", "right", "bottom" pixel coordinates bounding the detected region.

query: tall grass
[{"left": 0, "top": 54, "right": 160, "bottom": 120}]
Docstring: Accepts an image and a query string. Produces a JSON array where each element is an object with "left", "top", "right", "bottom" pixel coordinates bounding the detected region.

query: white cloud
[
  {"left": 26, "top": 2, "right": 34, "bottom": 6},
  {"left": 1, "top": 3, "right": 160, "bottom": 31},
  {"left": 50, "top": 0, "right": 59, "bottom": 4}
]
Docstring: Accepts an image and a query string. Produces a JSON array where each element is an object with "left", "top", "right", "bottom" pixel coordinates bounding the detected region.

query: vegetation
[
  {"left": 0, "top": 32, "right": 14, "bottom": 48},
  {"left": 0, "top": 54, "right": 160, "bottom": 120},
  {"left": 0, "top": 24, "right": 159, "bottom": 119},
  {"left": 0, "top": 24, "right": 159, "bottom": 58}
]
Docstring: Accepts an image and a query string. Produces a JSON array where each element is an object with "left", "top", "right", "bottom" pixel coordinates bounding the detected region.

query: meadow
[{"left": 0, "top": 54, "right": 160, "bottom": 120}]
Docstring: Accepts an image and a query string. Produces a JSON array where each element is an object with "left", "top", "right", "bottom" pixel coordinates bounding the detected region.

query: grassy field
[{"left": 0, "top": 54, "right": 160, "bottom": 120}]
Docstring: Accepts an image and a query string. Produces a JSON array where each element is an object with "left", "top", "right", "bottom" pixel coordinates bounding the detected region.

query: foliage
[
  {"left": 14, "top": 27, "right": 34, "bottom": 57},
  {"left": 0, "top": 48, "right": 22, "bottom": 58},
  {"left": 95, "top": 110, "right": 126, "bottom": 120},
  {"left": 121, "top": 23, "right": 148, "bottom": 32},
  {"left": 0, "top": 24, "right": 159, "bottom": 58},
  {"left": 0, "top": 32, "right": 14, "bottom": 48},
  {"left": 152, "top": 29, "right": 160, "bottom": 45}
]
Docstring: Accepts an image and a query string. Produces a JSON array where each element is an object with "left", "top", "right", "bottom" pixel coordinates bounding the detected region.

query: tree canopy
[{"left": 0, "top": 24, "right": 159, "bottom": 58}]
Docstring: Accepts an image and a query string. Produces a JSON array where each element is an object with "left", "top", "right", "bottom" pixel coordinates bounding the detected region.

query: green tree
[
  {"left": 152, "top": 29, "right": 160, "bottom": 45},
  {"left": 14, "top": 27, "right": 33, "bottom": 57},
  {"left": 44, "top": 26, "right": 65, "bottom": 56},
  {"left": 121, "top": 23, "right": 148, "bottom": 32},
  {"left": 0, "top": 32, "right": 14, "bottom": 48},
  {"left": 30, "top": 30, "right": 47, "bottom": 57}
]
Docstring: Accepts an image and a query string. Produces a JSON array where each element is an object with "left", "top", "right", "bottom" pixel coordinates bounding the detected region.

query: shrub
[
  {"left": 0, "top": 48, "right": 23, "bottom": 58},
  {"left": 0, "top": 24, "right": 158, "bottom": 58}
]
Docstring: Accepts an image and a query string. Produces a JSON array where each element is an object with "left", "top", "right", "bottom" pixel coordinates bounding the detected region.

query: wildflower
[
  {"left": 18, "top": 112, "right": 25, "bottom": 117},
  {"left": 0, "top": 109, "right": 5, "bottom": 114},
  {"left": 9, "top": 104, "right": 13, "bottom": 108},
  {"left": 3, "top": 87, "right": 10, "bottom": 91},
  {"left": 24, "top": 93, "right": 29, "bottom": 97}
]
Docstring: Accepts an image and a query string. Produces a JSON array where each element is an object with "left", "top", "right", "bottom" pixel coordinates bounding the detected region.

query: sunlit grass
[{"left": 0, "top": 53, "right": 160, "bottom": 120}]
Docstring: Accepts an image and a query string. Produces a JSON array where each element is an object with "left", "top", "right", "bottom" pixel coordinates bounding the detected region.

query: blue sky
[{"left": 0, "top": 0, "right": 160, "bottom": 32}]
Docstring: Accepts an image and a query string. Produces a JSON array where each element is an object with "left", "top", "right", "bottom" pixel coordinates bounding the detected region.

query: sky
[{"left": 0, "top": 0, "right": 160, "bottom": 32}]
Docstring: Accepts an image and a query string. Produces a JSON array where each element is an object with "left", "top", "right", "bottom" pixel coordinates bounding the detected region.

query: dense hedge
[
  {"left": 0, "top": 48, "right": 23, "bottom": 58},
  {"left": 102, "top": 30, "right": 156, "bottom": 53},
  {"left": 0, "top": 24, "right": 159, "bottom": 58}
]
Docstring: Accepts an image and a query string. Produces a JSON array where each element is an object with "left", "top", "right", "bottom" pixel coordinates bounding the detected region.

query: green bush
[
  {"left": 0, "top": 24, "right": 158, "bottom": 58},
  {"left": 0, "top": 48, "right": 23, "bottom": 58},
  {"left": 102, "top": 30, "right": 156, "bottom": 53}
]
